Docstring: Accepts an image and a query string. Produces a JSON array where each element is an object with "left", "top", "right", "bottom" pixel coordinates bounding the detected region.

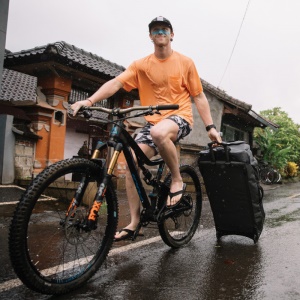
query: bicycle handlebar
[
  {"left": 79, "top": 104, "right": 179, "bottom": 116},
  {"left": 156, "top": 105, "right": 179, "bottom": 111}
]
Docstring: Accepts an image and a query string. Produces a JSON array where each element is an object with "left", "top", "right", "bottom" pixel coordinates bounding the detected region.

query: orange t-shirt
[{"left": 116, "top": 51, "right": 203, "bottom": 127}]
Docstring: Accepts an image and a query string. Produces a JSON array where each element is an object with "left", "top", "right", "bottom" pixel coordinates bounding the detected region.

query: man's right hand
[{"left": 71, "top": 99, "right": 92, "bottom": 116}]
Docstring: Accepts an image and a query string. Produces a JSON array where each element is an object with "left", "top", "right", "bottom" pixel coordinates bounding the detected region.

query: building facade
[{"left": 0, "top": 41, "right": 278, "bottom": 185}]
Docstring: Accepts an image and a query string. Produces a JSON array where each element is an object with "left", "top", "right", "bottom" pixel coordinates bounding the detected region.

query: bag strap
[{"left": 207, "top": 142, "right": 230, "bottom": 162}]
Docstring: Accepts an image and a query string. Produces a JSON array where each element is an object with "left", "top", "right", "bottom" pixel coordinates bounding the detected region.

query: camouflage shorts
[{"left": 134, "top": 115, "right": 192, "bottom": 153}]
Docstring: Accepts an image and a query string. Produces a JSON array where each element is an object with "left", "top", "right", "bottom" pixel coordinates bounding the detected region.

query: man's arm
[
  {"left": 71, "top": 78, "right": 123, "bottom": 116},
  {"left": 193, "top": 91, "right": 222, "bottom": 143}
]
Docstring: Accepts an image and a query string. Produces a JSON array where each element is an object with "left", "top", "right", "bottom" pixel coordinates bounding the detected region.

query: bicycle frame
[{"left": 87, "top": 112, "right": 167, "bottom": 224}]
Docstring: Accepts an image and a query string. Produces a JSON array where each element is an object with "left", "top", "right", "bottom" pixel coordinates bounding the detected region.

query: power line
[{"left": 218, "top": 0, "right": 252, "bottom": 88}]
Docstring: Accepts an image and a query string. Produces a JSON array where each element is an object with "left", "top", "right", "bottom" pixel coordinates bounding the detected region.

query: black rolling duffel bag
[{"left": 198, "top": 141, "right": 265, "bottom": 243}]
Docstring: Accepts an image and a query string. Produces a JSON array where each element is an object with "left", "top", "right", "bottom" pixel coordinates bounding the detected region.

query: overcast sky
[{"left": 5, "top": 0, "right": 300, "bottom": 124}]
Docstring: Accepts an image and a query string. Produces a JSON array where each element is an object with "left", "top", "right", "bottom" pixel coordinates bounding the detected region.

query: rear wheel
[
  {"left": 158, "top": 165, "right": 202, "bottom": 248},
  {"left": 9, "top": 158, "right": 118, "bottom": 295},
  {"left": 272, "top": 168, "right": 281, "bottom": 183},
  {"left": 260, "top": 166, "right": 275, "bottom": 185}
]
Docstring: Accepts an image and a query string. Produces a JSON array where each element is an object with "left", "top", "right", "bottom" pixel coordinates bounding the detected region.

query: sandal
[
  {"left": 167, "top": 183, "right": 187, "bottom": 208},
  {"left": 114, "top": 228, "right": 144, "bottom": 242}
]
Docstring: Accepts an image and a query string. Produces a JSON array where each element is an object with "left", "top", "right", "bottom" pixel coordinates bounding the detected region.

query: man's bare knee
[
  {"left": 150, "top": 126, "right": 164, "bottom": 142},
  {"left": 150, "top": 120, "right": 178, "bottom": 144}
]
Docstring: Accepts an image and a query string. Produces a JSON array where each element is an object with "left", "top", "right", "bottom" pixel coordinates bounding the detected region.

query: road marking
[
  {"left": 0, "top": 235, "right": 163, "bottom": 292},
  {"left": 109, "top": 235, "right": 162, "bottom": 255},
  {"left": 0, "top": 278, "right": 22, "bottom": 292},
  {"left": 0, "top": 197, "right": 56, "bottom": 206},
  {"left": 0, "top": 185, "right": 25, "bottom": 205},
  {"left": 288, "top": 193, "right": 300, "bottom": 199},
  {"left": 0, "top": 185, "right": 25, "bottom": 189},
  {"left": 0, "top": 201, "right": 19, "bottom": 205}
]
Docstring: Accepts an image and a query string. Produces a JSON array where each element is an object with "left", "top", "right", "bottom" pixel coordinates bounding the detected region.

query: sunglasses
[{"left": 151, "top": 29, "right": 170, "bottom": 35}]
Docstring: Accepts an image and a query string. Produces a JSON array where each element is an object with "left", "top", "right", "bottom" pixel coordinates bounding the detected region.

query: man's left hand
[{"left": 208, "top": 128, "right": 222, "bottom": 143}]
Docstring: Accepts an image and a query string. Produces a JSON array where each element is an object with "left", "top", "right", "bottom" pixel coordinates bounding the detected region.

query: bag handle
[
  {"left": 208, "top": 141, "right": 245, "bottom": 147},
  {"left": 207, "top": 141, "right": 245, "bottom": 162}
]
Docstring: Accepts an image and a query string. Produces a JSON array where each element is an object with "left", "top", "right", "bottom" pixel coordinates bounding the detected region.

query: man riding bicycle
[{"left": 71, "top": 16, "right": 221, "bottom": 241}]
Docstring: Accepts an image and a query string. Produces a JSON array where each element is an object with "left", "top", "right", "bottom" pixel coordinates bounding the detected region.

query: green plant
[{"left": 254, "top": 107, "right": 300, "bottom": 170}]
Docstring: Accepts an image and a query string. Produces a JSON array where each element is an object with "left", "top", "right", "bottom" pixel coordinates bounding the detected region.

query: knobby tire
[
  {"left": 9, "top": 158, "right": 118, "bottom": 295},
  {"left": 158, "top": 165, "right": 202, "bottom": 248}
]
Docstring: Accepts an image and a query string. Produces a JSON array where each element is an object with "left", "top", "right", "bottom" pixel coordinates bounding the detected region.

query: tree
[{"left": 254, "top": 107, "right": 300, "bottom": 171}]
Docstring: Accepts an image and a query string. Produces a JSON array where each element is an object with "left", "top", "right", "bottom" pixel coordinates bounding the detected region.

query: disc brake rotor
[{"left": 65, "top": 207, "right": 91, "bottom": 245}]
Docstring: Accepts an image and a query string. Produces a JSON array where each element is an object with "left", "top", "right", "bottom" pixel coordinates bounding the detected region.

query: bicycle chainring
[{"left": 182, "top": 194, "right": 193, "bottom": 216}]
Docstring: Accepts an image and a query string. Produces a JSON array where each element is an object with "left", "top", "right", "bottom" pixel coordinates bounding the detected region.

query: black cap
[{"left": 148, "top": 16, "right": 173, "bottom": 32}]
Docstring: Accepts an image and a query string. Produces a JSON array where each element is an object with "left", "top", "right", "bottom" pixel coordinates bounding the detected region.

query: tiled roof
[
  {"left": 201, "top": 78, "right": 252, "bottom": 112},
  {"left": 5, "top": 41, "right": 125, "bottom": 78},
  {"left": 0, "top": 68, "right": 37, "bottom": 102},
  {"left": 4, "top": 41, "right": 251, "bottom": 111}
]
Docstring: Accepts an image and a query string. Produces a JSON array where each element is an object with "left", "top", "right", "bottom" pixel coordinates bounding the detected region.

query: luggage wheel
[{"left": 253, "top": 234, "right": 258, "bottom": 244}]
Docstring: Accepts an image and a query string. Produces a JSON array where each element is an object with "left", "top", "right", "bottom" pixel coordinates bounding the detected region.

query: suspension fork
[
  {"left": 65, "top": 145, "right": 108, "bottom": 219},
  {"left": 87, "top": 143, "right": 123, "bottom": 223},
  {"left": 65, "top": 175, "right": 89, "bottom": 218}
]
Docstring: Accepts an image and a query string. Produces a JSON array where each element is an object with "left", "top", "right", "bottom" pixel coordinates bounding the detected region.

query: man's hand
[
  {"left": 70, "top": 78, "right": 123, "bottom": 116},
  {"left": 208, "top": 127, "right": 222, "bottom": 143},
  {"left": 70, "top": 99, "right": 92, "bottom": 116}
]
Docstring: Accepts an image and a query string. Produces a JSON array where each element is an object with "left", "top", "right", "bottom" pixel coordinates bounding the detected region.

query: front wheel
[
  {"left": 158, "top": 165, "right": 202, "bottom": 248},
  {"left": 9, "top": 158, "right": 118, "bottom": 295}
]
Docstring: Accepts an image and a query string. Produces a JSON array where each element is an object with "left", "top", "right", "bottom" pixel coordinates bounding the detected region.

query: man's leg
[
  {"left": 114, "top": 144, "right": 155, "bottom": 240},
  {"left": 150, "top": 119, "right": 183, "bottom": 207}
]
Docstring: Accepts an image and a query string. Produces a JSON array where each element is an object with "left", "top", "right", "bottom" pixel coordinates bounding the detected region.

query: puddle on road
[{"left": 266, "top": 208, "right": 300, "bottom": 228}]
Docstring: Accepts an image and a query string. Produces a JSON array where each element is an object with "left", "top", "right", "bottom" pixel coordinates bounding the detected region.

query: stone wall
[{"left": 15, "top": 138, "right": 34, "bottom": 180}]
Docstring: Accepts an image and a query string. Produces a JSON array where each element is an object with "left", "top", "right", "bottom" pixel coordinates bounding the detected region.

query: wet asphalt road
[{"left": 0, "top": 181, "right": 300, "bottom": 300}]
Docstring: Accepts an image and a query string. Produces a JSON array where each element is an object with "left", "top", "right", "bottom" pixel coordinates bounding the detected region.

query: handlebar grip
[
  {"left": 77, "top": 106, "right": 92, "bottom": 118},
  {"left": 156, "top": 105, "right": 179, "bottom": 110},
  {"left": 78, "top": 106, "right": 89, "bottom": 112}
]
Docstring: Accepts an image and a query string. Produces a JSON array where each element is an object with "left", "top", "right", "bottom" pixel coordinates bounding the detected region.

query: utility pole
[
  {"left": 0, "top": 0, "right": 11, "bottom": 184},
  {"left": 0, "top": 0, "right": 9, "bottom": 92}
]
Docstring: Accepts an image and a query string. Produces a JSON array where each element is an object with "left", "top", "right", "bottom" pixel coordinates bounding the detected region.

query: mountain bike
[
  {"left": 9, "top": 104, "right": 202, "bottom": 295},
  {"left": 257, "top": 160, "right": 281, "bottom": 185}
]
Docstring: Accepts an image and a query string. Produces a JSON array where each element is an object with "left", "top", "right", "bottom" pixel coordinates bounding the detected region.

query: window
[
  {"left": 221, "top": 124, "right": 246, "bottom": 142},
  {"left": 69, "top": 87, "right": 108, "bottom": 108},
  {"left": 54, "top": 110, "right": 65, "bottom": 125},
  {"left": 68, "top": 88, "right": 89, "bottom": 104}
]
